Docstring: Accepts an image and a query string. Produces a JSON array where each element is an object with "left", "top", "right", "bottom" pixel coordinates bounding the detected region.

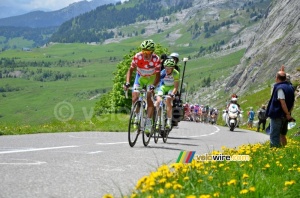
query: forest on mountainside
[{"left": 50, "top": 0, "right": 193, "bottom": 43}]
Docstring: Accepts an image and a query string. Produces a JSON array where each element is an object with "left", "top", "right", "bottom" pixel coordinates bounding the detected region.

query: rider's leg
[
  {"left": 166, "top": 97, "right": 172, "bottom": 128},
  {"left": 145, "top": 91, "right": 154, "bottom": 133}
]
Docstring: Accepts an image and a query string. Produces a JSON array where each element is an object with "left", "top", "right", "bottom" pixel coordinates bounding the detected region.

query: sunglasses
[{"left": 142, "top": 50, "right": 153, "bottom": 55}]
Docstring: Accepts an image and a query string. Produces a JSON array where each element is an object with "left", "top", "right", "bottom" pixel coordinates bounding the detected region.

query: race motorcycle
[{"left": 225, "top": 103, "right": 240, "bottom": 131}]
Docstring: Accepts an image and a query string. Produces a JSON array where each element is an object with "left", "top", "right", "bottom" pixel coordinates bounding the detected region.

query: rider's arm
[
  {"left": 126, "top": 67, "right": 135, "bottom": 84},
  {"left": 172, "top": 70, "right": 180, "bottom": 95},
  {"left": 153, "top": 72, "right": 160, "bottom": 87},
  {"left": 172, "top": 81, "right": 179, "bottom": 95}
]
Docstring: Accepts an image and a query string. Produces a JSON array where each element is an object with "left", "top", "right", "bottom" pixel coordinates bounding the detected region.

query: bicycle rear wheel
[
  {"left": 162, "top": 117, "right": 169, "bottom": 143},
  {"left": 128, "top": 101, "right": 141, "bottom": 147}
]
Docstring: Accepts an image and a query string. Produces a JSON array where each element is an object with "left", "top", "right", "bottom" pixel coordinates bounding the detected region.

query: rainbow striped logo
[{"left": 176, "top": 151, "right": 196, "bottom": 163}]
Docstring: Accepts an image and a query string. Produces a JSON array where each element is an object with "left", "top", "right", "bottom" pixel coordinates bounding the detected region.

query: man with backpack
[{"left": 257, "top": 104, "right": 267, "bottom": 132}]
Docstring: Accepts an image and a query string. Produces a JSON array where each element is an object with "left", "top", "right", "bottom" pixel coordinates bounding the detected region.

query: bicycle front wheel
[
  {"left": 142, "top": 105, "right": 152, "bottom": 147},
  {"left": 128, "top": 101, "right": 141, "bottom": 147},
  {"left": 153, "top": 107, "right": 162, "bottom": 144}
]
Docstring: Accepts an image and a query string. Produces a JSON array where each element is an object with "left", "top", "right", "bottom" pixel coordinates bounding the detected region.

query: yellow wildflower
[
  {"left": 157, "top": 188, "right": 164, "bottom": 194},
  {"left": 102, "top": 194, "right": 114, "bottom": 198},
  {"left": 170, "top": 195, "right": 175, "bottom": 198},
  {"left": 213, "top": 192, "right": 220, "bottom": 197},
  {"left": 285, "top": 180, "right": 296, "bottom": 186},
  {"left": 184, "top": 176, "right": 189, "bottom": 181},
  {"left": 227, "top": 179, "right": 237, "bottom": 186},
  {"left": 159, "top": 178, "right": 167, "bottom": 184},
  {"left": 242, "top": 173, "right": 249, "bottom": 179},
  {"left": 240, "top": 189, "right": 248, "bottom": 194},
  {"left": 208, "top": 176, "right": 214, "bottom": 181},
  {"left": 186, "top": 195, "right": 197, "bottom": 198},
  {"left": 173, "top": 184, "right": 183, "bottom": 190},
  {"left": 265, "top": 163, "right": 270, "bottom": 168},
  {"left": 249, "top": 187, "right": 256, "bottom": 192},
  {"left": 130, "top": 193, "right": 137, "bottom": 198},
  {"left": 200, "top": 195, "right": 211, "bottom": 198},
  {"left": 219, "top": 163, "right": 225, "bottom": 168},
  {"left": 165, "top": 183, "right": 172, "bottom": 189}
]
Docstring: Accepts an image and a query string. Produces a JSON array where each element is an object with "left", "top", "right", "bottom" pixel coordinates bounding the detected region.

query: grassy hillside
[
  {"left": 0, "top": 0, "right": 273, "bottom": 128},
  {"left": 0, "top": 41, "right": 245, "bottom": 126},
  {"left": 0, "top": 43, "right": 134, "bottom": 125}
]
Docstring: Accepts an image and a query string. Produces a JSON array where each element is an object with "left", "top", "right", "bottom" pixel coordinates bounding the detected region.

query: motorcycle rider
[{"left": 226, "top": 96, "right": 241, "bottom": 126}]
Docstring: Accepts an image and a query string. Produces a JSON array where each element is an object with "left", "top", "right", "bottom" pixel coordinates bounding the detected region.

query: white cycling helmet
[{"left": 170, "top": 52, "right": 179, "bottom": 59}]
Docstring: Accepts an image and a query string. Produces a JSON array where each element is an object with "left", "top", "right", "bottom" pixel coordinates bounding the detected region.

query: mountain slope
[
  {"left": 50, "top": 0, "right": 194, "bottom": 43},
  {"left": 227, "top": 0, "right": 300, "bottom": 94},
  {"left": 0, "top": 0, "right": 119, "bottom": 28}
]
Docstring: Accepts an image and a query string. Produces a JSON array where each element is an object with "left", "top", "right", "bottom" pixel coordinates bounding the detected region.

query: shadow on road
[{"left": 168, "top": 136, "right": 195, "bottom": 140}]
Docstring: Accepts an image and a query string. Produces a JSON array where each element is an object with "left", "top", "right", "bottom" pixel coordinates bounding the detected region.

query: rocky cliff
[{"left": 227, "top": 0, "right": 300, "bottom": 94}]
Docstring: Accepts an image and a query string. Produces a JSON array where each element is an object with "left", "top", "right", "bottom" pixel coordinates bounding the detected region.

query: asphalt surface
[{"left": 0, "top": 121, "right": 269, "bottom": 198}]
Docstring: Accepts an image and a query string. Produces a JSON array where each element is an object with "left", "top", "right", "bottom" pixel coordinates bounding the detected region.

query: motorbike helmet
[
  {"left": 231, "top": 97, "right": 238, "bottom": 102},
  {"left": 140, "top": 40, "right": 155, "bottom": 51},
  {"left": 164, "top": 59, "right": 176, "bottom": 67}
]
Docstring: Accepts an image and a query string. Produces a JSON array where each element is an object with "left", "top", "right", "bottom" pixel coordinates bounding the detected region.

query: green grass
[
  {"left": 117, "top": 139, "right": 300, "bottom": 198},
  {"left": 102, "top": 98, "right": 300, "bottom": 198},
  {"left": 0, "top": 114, "right": 129, "bottom": 135}
]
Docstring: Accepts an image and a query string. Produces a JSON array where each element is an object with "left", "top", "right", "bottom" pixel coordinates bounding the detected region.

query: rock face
[{"left": 227, "top": 0, "right": 300, "bottom": 94}]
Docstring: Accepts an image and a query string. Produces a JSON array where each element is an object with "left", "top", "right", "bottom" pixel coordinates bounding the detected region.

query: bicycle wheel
[
  {"left": 153, "top": 107, "right": 162, "bottom": 143},
  {"left": 162, "top": 116, "right": 169, "bottom": 143},
  {"left": 128, "top": 101, "right": 141, "bottom": 147},
  {"left": 142, "top": 104, "right": 152, "bottom": 147}
]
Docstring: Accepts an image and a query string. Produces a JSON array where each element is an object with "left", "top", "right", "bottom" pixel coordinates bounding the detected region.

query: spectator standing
[
  {"left": 247, "top": 107, "right": 255, "bottom": 129},
  {"left": 266, "top": 69, "right": 295, "bottom": 147},
  {"left": 256, "top": 105, "right": 267, "bottom": 132}
]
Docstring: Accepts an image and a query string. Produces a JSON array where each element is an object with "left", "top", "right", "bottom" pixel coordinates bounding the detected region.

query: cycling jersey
[
  {"left": 131, "top": 52, "right": 161, "bottom": 89},
  {"left": 160, "top": 69, "right": 179, "bottom": 86},
  {"left": 194, "top": 105, "right": 200, "bottom": 113},
  {"left": 157, "top": 69, "right": 179, "bottom": 95},
  {"left": 131, "top": 52, "right": 161, "bottom": 77}
]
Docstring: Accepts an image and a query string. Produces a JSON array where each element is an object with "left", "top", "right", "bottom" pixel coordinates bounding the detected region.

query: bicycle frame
[
  {"left": 137, "top": 88, "right": 147, "bottom": 131},
  {"left": 157, "top": 95, "right": 168, "bottom": 129}
]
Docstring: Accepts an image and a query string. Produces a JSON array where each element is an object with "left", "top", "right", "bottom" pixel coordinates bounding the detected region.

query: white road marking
[
  {"left": 0, "top": 145, "right": 78, "bottom": 154},
  {"left": 0, "top": 161, "right": 46, "bottom": 165},
  {"left": 88, "top": 151, "right": 103, "bottom": 154}
]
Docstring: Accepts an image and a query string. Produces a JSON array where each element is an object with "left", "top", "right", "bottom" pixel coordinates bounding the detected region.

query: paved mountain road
[{"left": 0, "top": 121, "right": 269, "bottom": 198}]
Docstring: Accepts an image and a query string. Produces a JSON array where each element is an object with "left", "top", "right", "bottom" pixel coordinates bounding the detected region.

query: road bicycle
[
  {"left": 126, "top": 87, "right": 155, "bottom": 147},
  {"left": 153, "top": 95, "right": 172, "bottom": 143}
]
